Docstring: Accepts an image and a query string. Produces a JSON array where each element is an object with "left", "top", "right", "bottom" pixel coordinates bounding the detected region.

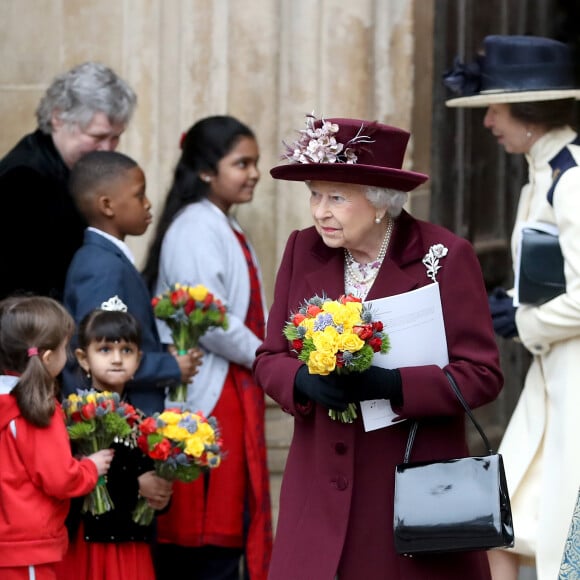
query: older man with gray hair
[{"left": 0, "top": 62, "right": 137, "bottom": 301}]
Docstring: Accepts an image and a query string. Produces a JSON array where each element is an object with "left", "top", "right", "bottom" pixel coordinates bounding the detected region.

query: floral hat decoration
[
  {"left": 444, "top": 35, "right": 580, "bottom": 108},
  {"left": 270, "top": 113, "right": 428, "bottom": 191}
]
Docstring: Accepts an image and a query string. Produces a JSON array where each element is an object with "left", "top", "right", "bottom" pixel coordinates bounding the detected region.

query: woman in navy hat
[
  {"left": 254, "top": 114, "right": 503, "bottom": 579},
  {"left": 445, "top": 35, "right": 580, "bottom": 580}
]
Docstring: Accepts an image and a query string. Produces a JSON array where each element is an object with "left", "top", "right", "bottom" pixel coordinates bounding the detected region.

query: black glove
[
  {"left": 294, "top": 365, "right": 349, "bottom": 411},
  {"left": 344, "top": 366, "right": 403, "bottom": 406},
  {"left": 488, "top": 287, "right": 518, "bottom": 339}
]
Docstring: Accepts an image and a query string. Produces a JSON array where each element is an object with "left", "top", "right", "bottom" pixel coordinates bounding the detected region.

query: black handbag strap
[{"left": 403, "top": 370, "right": 494, "bottom": 463}]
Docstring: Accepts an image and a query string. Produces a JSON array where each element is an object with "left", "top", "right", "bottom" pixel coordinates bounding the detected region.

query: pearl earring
[
  {"left": 375, "top": 217, "right": 381, "bottom": 224},
  {"left": 202, "top": 175, "right": 211, "bottom": 183},
  {"left": 86, "top": 370, "right": 91, "bottom": 380},
  {"left": 526, "top": 130, "right": 532, "bottom": 139}
]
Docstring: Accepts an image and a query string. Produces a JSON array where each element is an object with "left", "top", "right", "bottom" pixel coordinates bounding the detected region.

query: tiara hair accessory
[
  {"left": 101, "top": 295, "right": 128, "bottom": 312},
  {"left": 27, "top": 347, "right": 39, "bottom": 358}
]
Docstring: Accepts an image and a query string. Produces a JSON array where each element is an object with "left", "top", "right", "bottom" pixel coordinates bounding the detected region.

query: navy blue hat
[{"left": 444, "top": 35, "right": 580, "bottom": 107}]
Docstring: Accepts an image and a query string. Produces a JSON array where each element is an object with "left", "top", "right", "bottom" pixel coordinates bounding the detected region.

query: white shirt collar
[{"left": 88, "top": 227, "right": 135, "bottom": 265}]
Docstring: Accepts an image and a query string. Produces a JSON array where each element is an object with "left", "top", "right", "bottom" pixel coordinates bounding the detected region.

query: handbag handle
[{"left": 403, "top": 370, "right": 494, "bottom": 463}]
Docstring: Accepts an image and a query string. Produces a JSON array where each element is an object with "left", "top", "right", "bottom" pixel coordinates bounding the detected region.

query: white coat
[
  {"left": 503, "top": 126, "right": 580, "bottom": 580},
  {"left": 154, "top": 198, "right": 267, "bottom": 416}
]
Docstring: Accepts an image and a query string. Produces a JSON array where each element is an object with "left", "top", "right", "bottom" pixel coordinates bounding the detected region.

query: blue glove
[
  {"left": 344, "top": 367, "right": 403, "bottom": 405},
  {"left": 488, "top": 287, "right": 518, "bottom": 338},
  {"left": 294, "top": 365, "right": 349, "bottom": 411}
]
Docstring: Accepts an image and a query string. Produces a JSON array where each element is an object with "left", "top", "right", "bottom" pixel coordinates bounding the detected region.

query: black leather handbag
[
  {"left": 393, "top": 371, "right": 515, "bottom": 556},
  {"left": 518, "top": 226, "right": 565, "bottom": 305}
]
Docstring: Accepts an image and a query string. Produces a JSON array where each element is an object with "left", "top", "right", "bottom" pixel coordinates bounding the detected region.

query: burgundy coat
[{"left": 253, "top": 210, "right": 503, "bottom": 580}]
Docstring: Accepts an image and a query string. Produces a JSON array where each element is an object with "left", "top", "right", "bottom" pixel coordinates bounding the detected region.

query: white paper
[
  {"left": 513, "top": 221, "right": 560, "bottom": 307},
  {"left": 360, "top": 283, "right": 449, "bottom": 432}
]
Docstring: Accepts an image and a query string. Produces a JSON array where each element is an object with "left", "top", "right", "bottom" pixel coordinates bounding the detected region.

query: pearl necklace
[{"left": 344, "top": 218, "right": 394, "bottom": 287}]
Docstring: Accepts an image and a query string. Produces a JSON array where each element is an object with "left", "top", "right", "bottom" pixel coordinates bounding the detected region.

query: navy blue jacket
[{"left": 62, "top": 230, "right": 180, "bottom": 415}]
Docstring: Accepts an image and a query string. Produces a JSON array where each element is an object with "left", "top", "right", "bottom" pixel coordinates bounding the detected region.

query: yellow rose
[
  {"left": 300, "top": 317, "right": 316, "bottom": 339},
  {"left": 158, "top": 410, "right": 181, "bottom": 425},
  {"left": 184, "top": 434, "right": 205, "bottom": 457},
  {"left": 338, "top": 330, "right": 365, "bottom": 353},
  {"left": 323, "top": 301, "right": 362, "bottom": 331},
  {"left": 196, "top": 421, "right": 216, "bottom": 444},
  {"left": 189, "top": 284, "right": 209, "bottom": 301},
  {"left": 308, "top": 350, "right": 337, "bottom": 375},
  {"left": 160, "top": 424, "right": 189, "bottom": 441},
  {"left": 312, "top": 325, "right": 340, "bottom": 354}
]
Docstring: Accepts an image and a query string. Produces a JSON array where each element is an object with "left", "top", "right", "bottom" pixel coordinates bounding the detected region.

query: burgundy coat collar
[{"left": 305, "top": 209, "right": 427, "bottom": 301}]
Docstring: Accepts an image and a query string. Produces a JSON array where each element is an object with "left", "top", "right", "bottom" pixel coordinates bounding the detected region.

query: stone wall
[{"left": 0, "top": 0, "right": 434, "bottom": 530}]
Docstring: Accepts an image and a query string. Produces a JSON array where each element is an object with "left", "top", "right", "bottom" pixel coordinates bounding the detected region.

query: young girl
[
  {"left": 142, "top": 115, "right": 272, "bottom": 580},
  {"left": 0, "top": 295, "right": 114, "bottom": 580},
  {"left": 56, "top": 296, "right": 172, "bottom": 580}
]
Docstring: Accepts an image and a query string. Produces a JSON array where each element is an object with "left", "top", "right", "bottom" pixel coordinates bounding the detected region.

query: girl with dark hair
[
  {"left": 0, "top": 295, "right": 113, "bottom": 580},
  {"left": 142, "top": 115, "right": 272, "bottom": 580},
  {"left": 56, "top": 297, "right": 172, "bottom": 580}
]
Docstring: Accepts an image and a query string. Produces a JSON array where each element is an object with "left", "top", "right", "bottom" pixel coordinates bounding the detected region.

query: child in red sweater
[{"left": 0, "top": 295, "right": 113, "bottom": 580}]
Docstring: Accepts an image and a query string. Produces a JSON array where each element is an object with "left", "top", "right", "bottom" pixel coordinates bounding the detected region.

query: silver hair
[
  {"left": 35, "top": 62, "right": 137, "bottom": 134},
  {"left": 365, "top": 186, "right": 408, "bottom": 217}
]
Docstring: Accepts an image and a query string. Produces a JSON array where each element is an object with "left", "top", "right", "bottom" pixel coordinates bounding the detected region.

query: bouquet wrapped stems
[
  {"left": 84, "top": 475, "right": 114, "bottom": 515},
  {"left": 329, "top": 403, "right": 358, "bottom": 423},
  {"left": 169, "top": 328, "right": 203, "bottom": 403},
  {"left": 132, "top": 494, "right": 158, "bottom": 526}
]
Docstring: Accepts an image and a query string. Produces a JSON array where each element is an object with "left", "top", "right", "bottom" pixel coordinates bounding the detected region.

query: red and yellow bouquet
[
  {"left": 62, "top": 389, "right": 141, "bottom": 515},
  {"left": 283, "top": 293, "right": 390, "bottom": 422},
  {"left": 152, "top": 283, "right": 229, "bottom": 402},
  {"left": 132, "top": 408, "right": 223, "bottom": 525}
]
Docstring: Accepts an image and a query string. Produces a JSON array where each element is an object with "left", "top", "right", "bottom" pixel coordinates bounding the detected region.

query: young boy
[{"left": 62, "top": 150, "right": 201, "bottom": 415}]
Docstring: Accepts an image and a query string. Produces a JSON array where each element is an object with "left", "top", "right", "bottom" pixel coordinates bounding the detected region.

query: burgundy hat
[{"left": 270, "top": 115, "right": 429, "bottom": 191}]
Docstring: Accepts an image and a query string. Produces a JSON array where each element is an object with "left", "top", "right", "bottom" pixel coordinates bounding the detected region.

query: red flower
[
  {"left": 152, "top": 297, "right": 160, "bottom": 308},
  {"left": 170, "top": 288, "right": 189, "bottom": 306},
  {"left": 353, "top": 324, "right": 373, "bottom": 340},
  {"left": 80, "top": 402, "right": 96, "bottom": 420},
  {"left": 306, "top": 304, "right": 322, "bottom": 317},
  {"left": 139, "top": 416, "right": 158, "bottom": 436},
  {"left": 369, "top": 337, "right": 383, "bottom": 352},
  {"left": 150, "top": 438, "right": 172, "bottom": 461},
  {"left": 292, "top": 313, "right": 306, "bottom": 326},
  {"left": 291, "top": 338, "right": 303, "bottom": 351},
  {"left": 184, "top": 298, "right": 196, "bottom": 316},
  {"left": 340, "top": 294, "right": 362, "bottom": 304},
  {"left": 373, "top": 321, "right": 384, "bottom": 332}
]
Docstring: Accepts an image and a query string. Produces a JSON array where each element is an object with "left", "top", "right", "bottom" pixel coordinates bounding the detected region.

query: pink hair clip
[{"left": 27, "top": 347, "right": 39, "bottom": 358}]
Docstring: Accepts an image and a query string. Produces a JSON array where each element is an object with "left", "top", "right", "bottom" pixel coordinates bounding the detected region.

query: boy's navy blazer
[{"left": 62, "top": 230, "right": 180, "bottom": 415}]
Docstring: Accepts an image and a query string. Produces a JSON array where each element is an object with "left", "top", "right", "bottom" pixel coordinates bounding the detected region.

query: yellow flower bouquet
[
  {"left": 283, "top": 294, "right": 390, "bottom": 422},
  {"left": 132, "top": 408, "right": 223, "bottom": 525},
  {"left": 152, "top": 283, "right": 228, "bottom": 402}
]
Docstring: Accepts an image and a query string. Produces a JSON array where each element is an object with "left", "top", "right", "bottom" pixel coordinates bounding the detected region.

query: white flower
[
  {"left": 281, "top": 113, "right": 374, "bottom": 166},
  {"left": 422, "top": 244, "right": 449, "bottom": 282}
]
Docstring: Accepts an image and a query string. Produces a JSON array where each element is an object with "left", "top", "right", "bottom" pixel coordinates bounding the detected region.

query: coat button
[
  {"left": 334, "top": 442, "right": 347, "bottom": 455},
  {"left": 331, "top": 476, "right": 349, "bottom": 490}
]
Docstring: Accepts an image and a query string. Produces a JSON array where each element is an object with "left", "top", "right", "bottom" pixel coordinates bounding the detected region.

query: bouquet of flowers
[
  {"left": 62, "top": 389, "right": 141, "bottom": 515},
  {"left": 152, "top": 283, "right": 229, "bottom": 402},
  {"left": 283, "top": 293, "right": 390, "bottom": 423},
  {"left": 132, "top": 408, "right": 223, "bottom": 525}
]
